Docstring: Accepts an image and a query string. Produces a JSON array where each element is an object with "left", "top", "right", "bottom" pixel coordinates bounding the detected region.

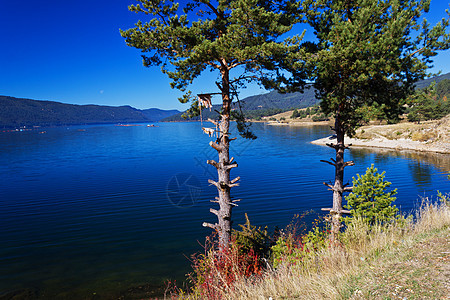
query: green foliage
[
  {"left": 436, "top": 79, "right": 450, "bottom": 99},
  {"left": 231, "top": 110, "right": 257, "bottom": 139},
  {"left": 270, "top": 213, "right": 329, "bottom": 268},
  {"left": 437, "top": 190, "right": 449, "bottom": 206},
  {"left": 407, "top": 82, "right": 450, "bottom": 123},
  {"left": 292, "top": 0, "right": 450, "bottom": 136},
  {"left": 302, "top": 223, "right": 329, "bottom": 251},
  {"left": 345, "top": 165, "right": 399, "bottom": 225},
  {"left": 232, "top": 213, "right": 271, "bottom": 258},
  {"left": 121, "top": 0, "right": 303, "bottom": 110},
  {"left": 311, "top": 113, "right": 329, "bottom": 122},
  {"left": 291, "top": 108, "right": 300, "bottom": 119}
]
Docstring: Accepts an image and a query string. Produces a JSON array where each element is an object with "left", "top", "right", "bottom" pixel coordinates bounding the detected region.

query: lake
[{"left": 0, "top": 122, "right": 449, "bottom": 298}]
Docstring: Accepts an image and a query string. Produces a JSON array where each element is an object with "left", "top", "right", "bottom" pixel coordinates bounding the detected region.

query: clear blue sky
[{"left": 1, "top": 0, "right": 449, "bottom": 110}]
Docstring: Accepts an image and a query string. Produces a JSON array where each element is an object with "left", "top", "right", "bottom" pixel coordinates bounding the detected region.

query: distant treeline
[
  {"left": 162, "top": 88, "right": 320, "bottom": 121},
  {"left": 406, "top": 78, "right": 450, "bottom": 123},
  {"left": 163, "top": 73, "right": 450, "bottom": 122},
  {"left": 0, "top": 96, "right": 179, "bottom": 128},
  {"left": 1, "top": 73, "right": 448, "bottom": 127}
]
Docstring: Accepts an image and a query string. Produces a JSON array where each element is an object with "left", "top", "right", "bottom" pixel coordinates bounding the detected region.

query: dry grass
[
  {"left": 182, "top": 197, "right": 450, "bottom": 300},
  {"left": 353, "top": 115, "right": 450, "bottom": 145}
]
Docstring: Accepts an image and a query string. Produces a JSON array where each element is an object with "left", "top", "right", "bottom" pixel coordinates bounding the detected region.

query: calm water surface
[{"left": 0, "top": 122, "right": 449, "bottom": 298}]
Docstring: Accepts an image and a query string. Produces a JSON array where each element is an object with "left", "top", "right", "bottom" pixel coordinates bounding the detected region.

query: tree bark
[
  {"left": 331, "top": 113, "right": 345, "bottom": 242},
  {"left": 325, "top": 109, "right": 354, "bottom": 242},
  {"left": 202, "top": 66, "right": 238, "bottom": 251}
]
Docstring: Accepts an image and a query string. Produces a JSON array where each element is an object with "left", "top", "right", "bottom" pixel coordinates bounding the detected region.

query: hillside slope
[
  {"left": 164, "top": 72, "right": 449, "bottom": 121},
  {"left": 0, "top": 96, "right": 179, "bottom": 128},
  {"left": 312, "top": 114, "right": 450, "bottom": 154},
  {"left": 162, "top": 88, "right": 319, "bottom": 121}
]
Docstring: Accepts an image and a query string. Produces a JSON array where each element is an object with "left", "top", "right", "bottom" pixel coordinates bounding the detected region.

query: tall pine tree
[
  {"left": 121, "top": 0, "right": 305, "bottom": 249},
  {"left": 291, "top": 0, "right": 450, "bottom": 240}
]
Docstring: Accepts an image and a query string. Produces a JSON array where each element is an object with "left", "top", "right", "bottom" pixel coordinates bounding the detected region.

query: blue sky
[{"left": 1, "top": 0, "right": 449, "bottom": 110}]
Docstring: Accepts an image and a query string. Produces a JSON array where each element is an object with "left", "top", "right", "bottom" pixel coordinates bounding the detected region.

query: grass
[
  {"left": 352, "top": 115, "right": 450, "bottom": 145},
  {"left": 177, "top": 196, "right": 450, "bottom": 300}
]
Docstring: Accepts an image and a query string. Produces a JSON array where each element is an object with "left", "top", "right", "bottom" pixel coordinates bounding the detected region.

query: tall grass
[{"left": 180, "top": 196, "right": 449, "bottom": 299}]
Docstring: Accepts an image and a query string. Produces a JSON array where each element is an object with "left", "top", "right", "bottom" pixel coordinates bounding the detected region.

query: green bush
[
  {"left": 233, "top": 213, "right": 271, "bottom": 259},
  {"left": 345, "top": 164, "right": 399, "bottom": 225}
]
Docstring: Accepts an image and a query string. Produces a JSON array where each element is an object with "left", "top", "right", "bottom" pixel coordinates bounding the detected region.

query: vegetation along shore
[{"left": 311, "top": 115, "right": 450, "bottom": 154}]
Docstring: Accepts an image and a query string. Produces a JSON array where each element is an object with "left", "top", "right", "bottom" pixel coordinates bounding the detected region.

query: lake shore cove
[{"left": 311, "top": 115, "right": 450, "bottom": 154}]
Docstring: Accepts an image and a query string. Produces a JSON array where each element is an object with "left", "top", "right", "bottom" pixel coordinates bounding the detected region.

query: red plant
[{"left": 188, "top": 235, "right": 265, "bottom": 299}]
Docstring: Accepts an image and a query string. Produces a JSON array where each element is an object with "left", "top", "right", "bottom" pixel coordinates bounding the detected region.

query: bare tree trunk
[
  {"left": 202, "top": 67, "right": 239, "bottom": 251},
  {"left": 322, "top": 110, "right": 353, "bottom": 243},
  {"left": 331, "top": 116, "right": 345, "bottom": 242}
]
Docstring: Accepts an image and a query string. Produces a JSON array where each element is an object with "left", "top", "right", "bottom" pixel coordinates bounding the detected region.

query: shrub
[
  {"left": 270, "top": 214, "right": 330, "bottom": 268},
  {"left": 189, "top": 215, "right": 271, "bottom": 299},
  {"left": 345, "top": 164, "right": 399, "bottom": 225}
]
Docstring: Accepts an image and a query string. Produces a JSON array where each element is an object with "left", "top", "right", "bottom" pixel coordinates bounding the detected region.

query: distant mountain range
[
  {"left": 1, "top": 72, "right": 448, "bottom": 127},
  {"left": 0, "top": 96, "right": 180, "bottom": 128},
  {"left": 413, "top": 72, "right": 450, "bottom": 90}
]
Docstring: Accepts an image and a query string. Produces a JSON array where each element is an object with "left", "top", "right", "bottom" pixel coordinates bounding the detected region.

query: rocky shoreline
[
  {"left": 310, "top": 115, "right": 450, "bottom": 154},
  {"left": 311, "top": 135, "right": 450, "bottom": 154}
]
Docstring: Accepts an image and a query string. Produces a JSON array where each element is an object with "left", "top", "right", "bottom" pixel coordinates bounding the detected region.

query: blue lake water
[{"left": 0, "top": 122, "right": 449, "bottom": 298}]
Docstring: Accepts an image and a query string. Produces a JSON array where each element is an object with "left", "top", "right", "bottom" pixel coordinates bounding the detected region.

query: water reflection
[
  {"left": 408, "top": 161, "right": 433, "bottom": 188},
  {"left": 350, "top": 147, "right": 450, "bottom": 175}
]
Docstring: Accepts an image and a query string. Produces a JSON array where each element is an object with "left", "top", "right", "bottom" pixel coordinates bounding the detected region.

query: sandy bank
[
  {"left": 311, "top": 135, "right": 450, "bottom": 154},
  {"left": 265, "top": 120, "right": 331, "bottom": 126},
  {"left": 311, "top": 116, "right": 450, "bottom": 154}
]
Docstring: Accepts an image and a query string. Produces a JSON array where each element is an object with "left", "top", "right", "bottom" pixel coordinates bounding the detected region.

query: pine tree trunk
[
  {"left": 203, "top": 67, "right": 238, "bottom": 251},
  {"left": 325, "top": 111, "right": 354, "bottom": 242},
  {"left": 217, "top": 78, "right": 232, "bottom": 249},
  {"left": 331, "top": 114, "right": 345, "bottom": 242}
]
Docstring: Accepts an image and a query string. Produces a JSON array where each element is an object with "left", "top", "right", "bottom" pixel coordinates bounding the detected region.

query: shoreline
[
  {"left": 311, "top": 135, "right": 450, "bottom": 154},
  {"left": 263, "top": 120, "right": 331, "bottom": 126},
  {"left": 311, "top": 115, "right": 450, "bottom": 154}
]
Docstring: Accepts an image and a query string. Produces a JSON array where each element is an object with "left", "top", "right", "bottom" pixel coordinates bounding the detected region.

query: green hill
[
  {"left": 162, "top": 87, "right": 318, "bottom": 121},
  {"left": 414, "top": 72, "right": 450, "bottom": 90},
  {"left": 140, "top": 108, "right": 181, "bottom": 122},
  {"left": 161, "top": 73, "right": 450, "bottom": 122},
  {"left": 0, "top": 96, "right": 179, "bottom": 128},
  {"left": 163, "top": 73, "right": 450, "bottom": 122}
]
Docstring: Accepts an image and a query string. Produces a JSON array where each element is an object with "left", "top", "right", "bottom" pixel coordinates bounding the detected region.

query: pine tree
[
  {"left": 407, "top": 84, "right": 438, "bottom": 123},
  {"left": 120, "top": 0, "right": 305, "bottom": 249},
  {"left": 345, "top": 165, "right": 398, "bottom": 225},
  {"left": 294, "top": 0, "right": 450, "bottom": 240}
]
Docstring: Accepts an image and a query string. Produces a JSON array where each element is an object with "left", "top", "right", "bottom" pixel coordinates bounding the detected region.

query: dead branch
[
  {"left": 208, "top": 179, "right": 220, "bottom": 189},
  {"left": 224, "top": 163, "right": 238, "bottom": 170},
  {"left": 210, "top": 208, "right": 220, "bottom": 216},
  {"left": 202, "top": 222, "right": 219, "bottom": 230},
  {"left": 321, "top": 208, "right": 351, "bottom": 214},
  {"left": 323, "top": 182, "right": 335, "bottom": 190},
  {"left": 230, "top": 176, "right": 240, "bottom": 184},
  {"left": 207, "top": 159, "right": 220, "bottom": 169},
  {"left": 320, "top": 159, "right": 337, "bottom": 167},
  {"left": 208, "top": 118, "right": 219, "bottom": 126},
  {"left": 209, "top": 141, "right": 222, "bottom": 152},
  {"left": 344, "top": 160, "right": 355, "bottom": 167}
]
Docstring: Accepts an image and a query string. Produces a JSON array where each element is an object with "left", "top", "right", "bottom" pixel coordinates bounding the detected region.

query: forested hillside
[
  {"left": 140, "top": 108, "right": 181, "bottom": 122},
  {"left": 1, "top": 73, "right": 447, "bottom": 127},
  {"left": 0, "top": 96, "right": 179, "bottom": 128},
  {"left": 163, "top": 88, "right": 319, "bottom": 121},
  {"left": 163, "top": 73, "right": 449, "bottom": 122}
]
